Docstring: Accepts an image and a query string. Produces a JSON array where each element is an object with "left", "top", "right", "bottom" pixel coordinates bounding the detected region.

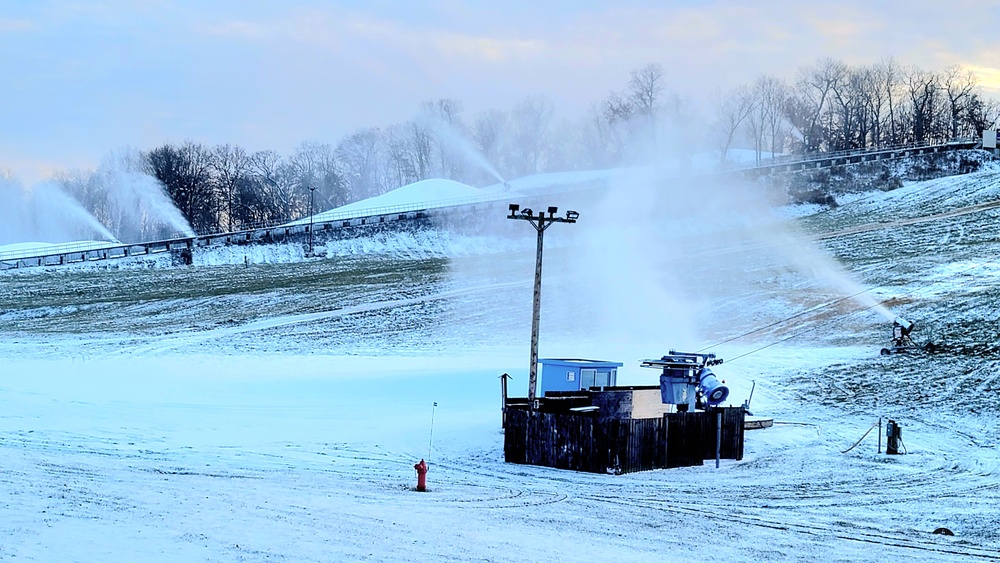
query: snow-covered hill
[{"left": 2, "top": 161, "right": 1000, "bottom": 561}]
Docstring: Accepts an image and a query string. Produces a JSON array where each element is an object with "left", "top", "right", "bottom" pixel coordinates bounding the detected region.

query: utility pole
[
  {"left": 308, "top": 186, "right": 317, "bottom": 255},
  {"left": 507, "top": 204, "right": 579, "bottom": 408}
]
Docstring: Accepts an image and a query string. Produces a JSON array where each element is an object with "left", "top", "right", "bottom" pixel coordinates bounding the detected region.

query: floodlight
[
  {"left": 565, "top": 210, "right": 579, "bottom": 220},
  {"left": 547, "top": 206, "right": 558, "bottom": 215},
  {"left": 521, "top": 208, "right": 533, "bottom": 217},
  {"left": 508, "top": 203, "right": 520, "bottom": 213}
]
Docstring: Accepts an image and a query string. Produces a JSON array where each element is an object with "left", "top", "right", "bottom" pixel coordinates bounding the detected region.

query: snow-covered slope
[
  {"left": 2, "top": 163, "right": 1000, "bottom": 561},
  {"left": 292, "top": 178, "right": 510, "bottom": 225}
]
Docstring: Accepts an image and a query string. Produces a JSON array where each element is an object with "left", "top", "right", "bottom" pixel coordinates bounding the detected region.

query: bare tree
[
  {"left": 795, "top": 58, "right": 848, "bottom": 152},
  {"left": 145, "top": 142, "right": 217, "bottom": 233},
  {"left": 286, "top": 142, "right": 346, "bottom": 216},
  {"left": 713, "top": 85, "right": 754, "bottom": 163},
  {"left": 212, "top": 144, "right": 250, "bottom": 231},
  {"left": 600, "top": 90, "right": 638, "bottom": 163},
  {"left": 472, "top": 108, "right": 509, "bottom": 178},
  {"left": 875, "top": 58, "right": 903, "bottom": 146},
  {"left": 385, "top": 122, "right": 421, "bottom": 189},
  {"left": 943, "top": 65, "right": 978, "bottom": 139},
  {"left": 966, "top": 93, "right": 1000, "bottom": 137},
  {"left": 628, "top": 63, "right": 665, "bottom": 127},
  {"left": 410, "top": 121, "right": 434, "bottom": 180},
  {"left": 337, "top": 128, "right": 387, "bottom": 200},
  {"left": 246, "top": 149, "right": 293, "bottom": 225},
  {"left": 746, "top": 75, "right": 789, "bottom": 162},
  {"left": 418, "top": 98, "right": 467, "bottom": 179},
  {"left": 509, "top": 95, "right": 554, "bottom": 176},
  {"left": 905, "top": 67, "right": 940, "bottom": 144}
]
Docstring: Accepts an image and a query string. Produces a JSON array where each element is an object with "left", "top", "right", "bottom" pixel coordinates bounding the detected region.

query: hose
[{"left": 841, "top": 420, "right": 879, "bottom": 454}]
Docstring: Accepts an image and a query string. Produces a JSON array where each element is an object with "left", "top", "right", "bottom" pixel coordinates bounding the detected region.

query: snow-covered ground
[{"left": 2, "top": 163, "right": 1000, "bottom": 561}]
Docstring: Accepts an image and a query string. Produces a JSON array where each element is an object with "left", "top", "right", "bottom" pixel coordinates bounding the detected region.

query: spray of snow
[
  {"left": 94, "top": 151, "right": 195, "bottom": 242},
  {"left": 423, "top": 115, "right": 506, "bottom": 185},
  {"left": 0, "top": 173, "right": 118, "bottom": 245},
  {"left": 536, "top": 166, "right": 898, "bottom": 370},
  {"left": 754, "top": 225, "right": 896, "bottom": 321}
]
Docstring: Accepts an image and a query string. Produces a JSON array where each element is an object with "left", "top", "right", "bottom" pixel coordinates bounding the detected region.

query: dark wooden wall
[{"left": 504, "top": 407, "right": 744, "bottom": 474}]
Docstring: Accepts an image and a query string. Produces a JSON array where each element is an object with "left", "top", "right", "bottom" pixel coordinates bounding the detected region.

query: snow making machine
[
  {"left": 880, "top": 316, "right": 934, "bottom": 356},
  {"left": 640, "top": 351, "right": 729, "bottom": 412}
]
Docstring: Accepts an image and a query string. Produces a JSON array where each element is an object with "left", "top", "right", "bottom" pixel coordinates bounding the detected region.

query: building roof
[{"left": 539, "top": 358, "right": 624, "bottom": 368}]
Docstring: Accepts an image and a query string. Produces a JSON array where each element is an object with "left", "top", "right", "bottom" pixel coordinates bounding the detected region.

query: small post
[
  {"left": 878, "top": 416, "right": 882, "bottom": 454},
  {"left": 427, "top": 401, "right": 437, "bottom": 460},
  {"left": 308, "top": 186, "right": 317, "bottom": 256},
  {"left": 716, "top": 410, "right": 722, "bottom": 469},
  {"left": 499, "top": 373, "right": 511, "bottom": 429}
]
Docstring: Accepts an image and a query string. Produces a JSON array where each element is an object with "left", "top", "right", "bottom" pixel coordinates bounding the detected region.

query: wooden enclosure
[{"left": 503, "top": 407, "right": 744, "bottom": 474}]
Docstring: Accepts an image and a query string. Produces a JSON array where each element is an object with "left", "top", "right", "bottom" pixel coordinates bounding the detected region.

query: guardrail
[
  {"left": 0, "top": 138, "right": 983, "bottom": 265},
  {"left": 725, "top": 138, "right": 979, "bottom": 171}
]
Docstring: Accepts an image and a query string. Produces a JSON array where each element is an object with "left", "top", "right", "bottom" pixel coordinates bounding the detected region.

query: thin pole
[
  {"left": 528, "top": 215, "right": 545, "bottom": 407},
  {"left": 499, "top": 373, "right": 510, "bottom": 428},
  {"left": 427, "top": 401, "right": 437, "bottom": 460},
  {"left": 716, "top": 411, "right": 722, "bottom": 469},
  {"left": 878, "top": 416, "right": 882, "bottom": 454},
  {"left": 308, "top": 187, "right": 315, "bottom": 255}
]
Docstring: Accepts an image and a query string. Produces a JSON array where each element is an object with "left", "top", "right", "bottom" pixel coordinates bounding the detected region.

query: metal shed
[{"left": 538, "top": 358, "right": 623, "bottom": 396}]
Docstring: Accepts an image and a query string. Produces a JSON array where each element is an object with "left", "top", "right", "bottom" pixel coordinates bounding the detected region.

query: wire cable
[
  {"left": 725, "top": 296, "right": 896, "bottom": 364},
  {"left": 698, "top": 286, "right": 880, "bottom": 353},
  {"left": 709, "top": 259, "right": 993, "bottom": 364}
]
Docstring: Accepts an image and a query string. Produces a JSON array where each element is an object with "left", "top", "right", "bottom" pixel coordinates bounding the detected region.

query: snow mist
[
  {"left": 95, "top": 151, "right": 195, "bottom": 242},
  {"left": 549, "top": 166, "right": 897, "bottom": 361},
  {"left": 425, "top": 116, "right": 506, "bottom": 186},
  {"left": 0, "top": 173, "right": 117, "bottom": 246}
]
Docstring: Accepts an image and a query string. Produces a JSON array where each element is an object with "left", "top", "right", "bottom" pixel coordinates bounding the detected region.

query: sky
[{"left": 1, "top": 0, "right": 998, "bottom": 185}]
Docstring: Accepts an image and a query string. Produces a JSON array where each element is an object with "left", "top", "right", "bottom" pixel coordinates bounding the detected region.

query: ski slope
[{"left": 2, "top": 162, "right": 1000, "bottom": 561}]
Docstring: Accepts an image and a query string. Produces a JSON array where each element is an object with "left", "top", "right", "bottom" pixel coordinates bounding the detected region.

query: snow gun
[
  {"left": 880, "top": 316, "right": 934, "bottom": 355},
  {"left": 640, "top": 351, "right": 729, "bottom": 412}
]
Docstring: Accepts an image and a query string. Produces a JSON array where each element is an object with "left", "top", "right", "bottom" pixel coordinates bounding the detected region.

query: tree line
[{"left": 58, "top": 58, "right": 1000, "bottom": 237}]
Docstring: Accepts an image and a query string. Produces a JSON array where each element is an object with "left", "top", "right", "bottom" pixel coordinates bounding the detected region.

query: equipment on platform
[
  {"left": 885, "top": 419, "right": 904, "bottom": 454},
  {"left": 880, "top": 316, "right": 934, "bottom": 355},
  {"left": 640, "top": 351, "right": 729, "bottom": 412}
]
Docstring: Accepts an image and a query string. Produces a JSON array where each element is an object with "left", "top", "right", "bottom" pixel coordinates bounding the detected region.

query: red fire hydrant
[{"left": 414, "top": 459, "right": 428, "bottom": 492}]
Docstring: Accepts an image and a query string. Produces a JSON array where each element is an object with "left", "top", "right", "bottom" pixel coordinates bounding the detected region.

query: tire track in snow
[
  {"left": 813, "top": 198, "right": 1000, "bottom": 241},
  {"left": 583, "top": 493, "right": 1000, "bottom": 561},
  {"left": 122, "top": 280, "right": 529, "bottom": 355}
]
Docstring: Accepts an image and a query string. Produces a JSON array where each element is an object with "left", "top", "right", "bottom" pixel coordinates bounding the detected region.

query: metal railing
[
  {"left": 721, "top": 138, "right": 978, "bottom": 172},
  {"left": 0, "top": 138, "right": 983, "bottom": 264}
]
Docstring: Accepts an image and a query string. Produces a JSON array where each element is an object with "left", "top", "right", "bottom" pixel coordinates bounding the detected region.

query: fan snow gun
[
  {"left": 880, "top": 316, "right": 934, "bottom": 356},
  {"left": 640, "top": 351, "right": 729, "bottom": 412}
]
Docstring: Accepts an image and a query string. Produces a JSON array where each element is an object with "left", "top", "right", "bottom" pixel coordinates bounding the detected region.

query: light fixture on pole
[{"left": 506, "top": 203, "right": 579, "bottom": 409}]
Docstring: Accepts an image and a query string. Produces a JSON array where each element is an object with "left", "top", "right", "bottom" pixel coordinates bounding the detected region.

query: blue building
[{"left": 538, "top": 358, "right": 624, "bottom": 396}]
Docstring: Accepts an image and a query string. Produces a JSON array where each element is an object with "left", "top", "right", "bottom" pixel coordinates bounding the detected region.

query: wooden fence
[{"left": 504, "top": 407, "right": 744, "bottom": 474}]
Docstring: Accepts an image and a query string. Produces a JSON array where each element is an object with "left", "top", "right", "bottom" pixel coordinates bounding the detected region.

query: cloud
[
  {"left": 430, "top": 34, "right": 546, "bottom": 63},
  {"left": 0, "top": 18, "right": 35, "bottom": 32},
  {"left": 3, "top": 0, "right": 1000, "bottom": 186},
  {"left": 963, "top": 64, "right": 1000, "bottom": 95},
  {"left": 195, "top": 20, "right": 269, "bottom": 40}
]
